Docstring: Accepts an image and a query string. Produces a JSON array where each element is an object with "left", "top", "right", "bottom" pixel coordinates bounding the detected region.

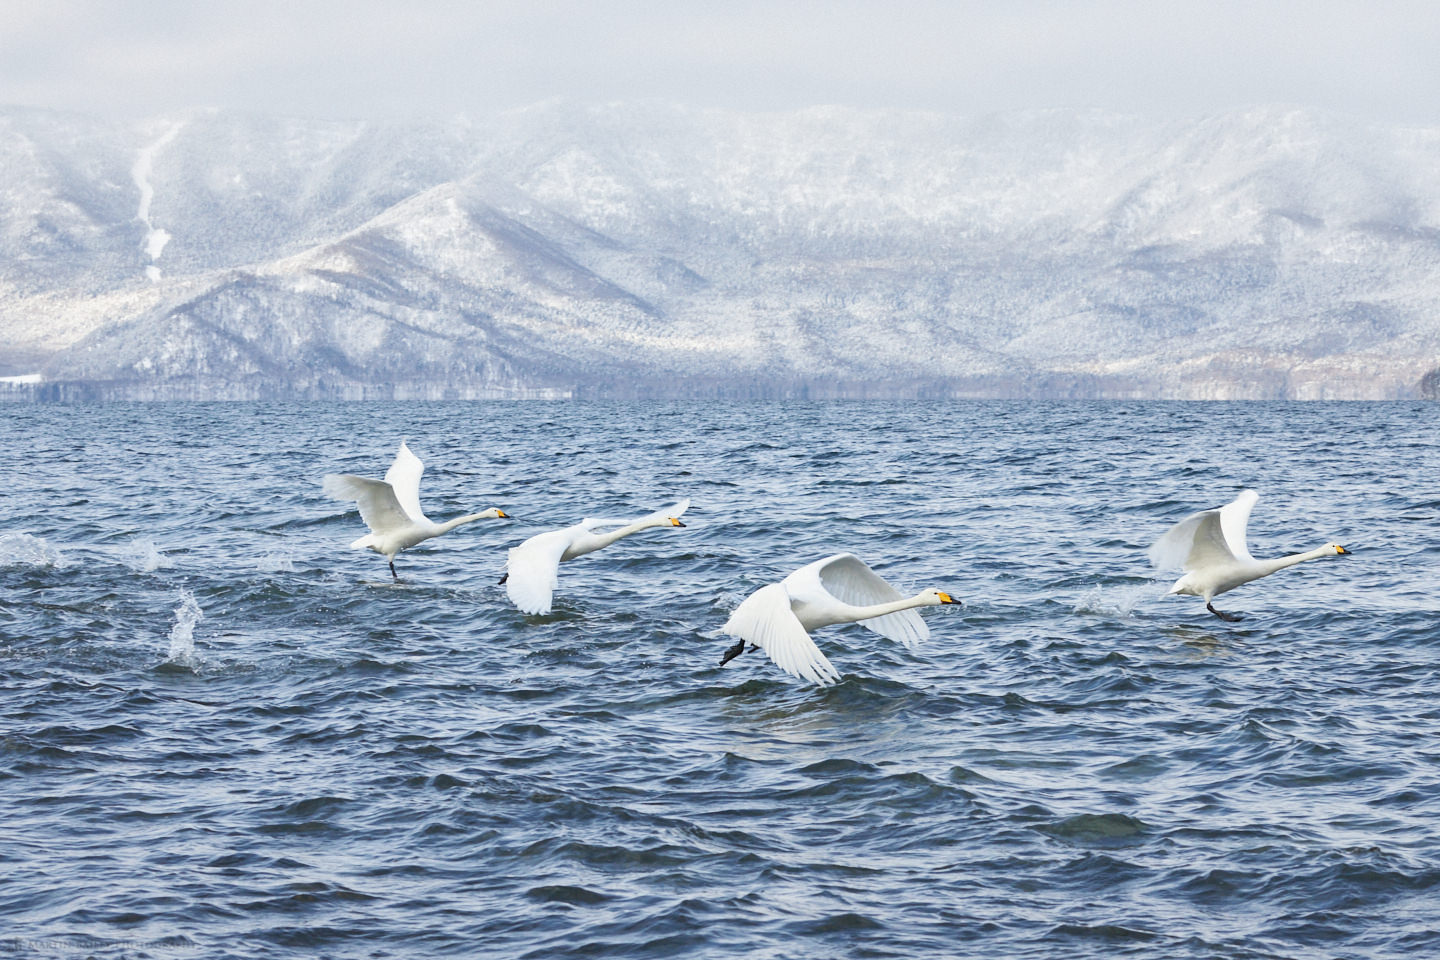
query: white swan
[
  {"left": 322, "top": 441, "right": 507, "bottom": 579},
  {"left": 501, "top": 499, "right": 690, "bottom": 614},
  {"left": 1149, "top": 489, "right": 1348, "bottom": 621},
  {"left": 718, "top": 553, "right": 959, "bottom": 685}
]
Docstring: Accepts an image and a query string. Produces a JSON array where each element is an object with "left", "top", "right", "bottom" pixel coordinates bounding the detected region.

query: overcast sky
[{"left": 2, "top": 0, "right": 1439, "bottom": 123}]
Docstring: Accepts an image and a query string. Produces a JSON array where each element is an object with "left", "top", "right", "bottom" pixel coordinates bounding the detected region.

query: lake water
[{"left": 3, "top": 401, "right": 1438, "bottom": 959}]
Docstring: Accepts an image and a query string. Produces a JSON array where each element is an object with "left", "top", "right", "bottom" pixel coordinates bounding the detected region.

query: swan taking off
[
  {"left": 501, "top": 499, "right": 689, "bottom": 614},
  {"left": 1149, "top": 488, "right": 1348, "bottom": 621},
  {"left": 718, "top": 553, "right": 959, "bottom": 686},
  {"left": 322, "top": 441, "right": 508, "bottom": 579}
]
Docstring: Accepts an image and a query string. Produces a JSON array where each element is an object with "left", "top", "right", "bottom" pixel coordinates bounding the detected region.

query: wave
[
  {"left": 122, "top": 538, "right": 171, "bottom": 573},
  {"left": 0, "top": 533, "right": 65, "bottom": 569}
]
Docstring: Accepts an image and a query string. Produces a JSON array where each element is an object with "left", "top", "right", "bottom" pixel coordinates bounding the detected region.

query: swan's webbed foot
[
  {"left": 719, "top": 638, "right": 747, "bottom": 667},
  {"left": 1206, "top": 602, "right": 1243, "bottom": 622},
  {"left": 498, "top": 572, "right": 508, "bottom": 585}
]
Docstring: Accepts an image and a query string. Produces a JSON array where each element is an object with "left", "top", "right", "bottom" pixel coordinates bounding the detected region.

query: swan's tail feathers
[
  {"left": 349, "top": 533, "right": 377, "bottom": 551},
  {"left": 723, "top": 584, "right": 839, "bottom": 686}
]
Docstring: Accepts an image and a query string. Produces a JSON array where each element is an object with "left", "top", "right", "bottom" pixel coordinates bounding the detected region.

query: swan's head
[
  {"left": 1329, "top": 543, "right": 1348, "bottom": 556},
  {"left": 478, "top": 508, "right": 509, "bottom": 520},
  {"left": 922, "top": 588, "right": 960, "bottom": 606},
  {"left": 667, "top": 517, "right": 686, "bottom": 528}
]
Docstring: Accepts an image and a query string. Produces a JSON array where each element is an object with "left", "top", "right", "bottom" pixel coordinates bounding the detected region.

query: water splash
[
  {"left": 124, "top": 538, "right": 171, "bottom": 573},
  {"left": 257, "top": 552, "right": 296, "bottom": 573},
  {"left": 165, "top": 591, "right": 203, "bottom": 665},
  {"left": 0, "top": 533, "right": 65, "bottom": 569},
  {"left": 1072, "top": 583, "right": 1158, "bottom": 619}
]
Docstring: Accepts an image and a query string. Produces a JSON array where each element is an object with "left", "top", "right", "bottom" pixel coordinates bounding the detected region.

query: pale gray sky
[{"left": 2, "top": 0, "right": 1439, "bottom": 122}]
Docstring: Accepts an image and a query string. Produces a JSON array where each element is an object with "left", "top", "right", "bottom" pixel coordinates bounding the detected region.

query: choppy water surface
[{"left": 3, "top": 401, "right": 1438, "bottom": 959}]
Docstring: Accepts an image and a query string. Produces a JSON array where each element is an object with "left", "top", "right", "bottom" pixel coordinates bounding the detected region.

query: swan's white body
[
  {"left": 1149, "top": 489, "right": 1347, "bottom": 620},
  {"left": 719, "top": 553, "right": 958, "bottom": 686},
  {"left": 502, "top": 499, "right": 690, "bottom": 614},
  {"left": 322, "top": 441, "right": 506, "bottom": 577}
]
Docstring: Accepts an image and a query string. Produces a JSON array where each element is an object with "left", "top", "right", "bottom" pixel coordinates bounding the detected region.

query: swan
[
  {"left": 718, "top": 553, "right": 959, "bottom": 685},
  {"left": 322, "top": 441, "right": 508, "bottom": 579},
  {"left": 500, "top": 499, "right": 690, "bottom": 614},
  {"left": 1149, "top": 488, "right": 1348, "bottom": 621}
]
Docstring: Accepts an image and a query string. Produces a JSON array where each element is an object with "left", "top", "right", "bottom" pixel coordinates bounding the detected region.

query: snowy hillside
[{"left": 2, "top": 101, "right": 1439, "bottom": 399}]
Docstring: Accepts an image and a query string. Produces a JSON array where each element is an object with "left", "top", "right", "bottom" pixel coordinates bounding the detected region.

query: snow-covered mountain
[{"left": 3, "top": 101, "right": 1439, "bottom": 399}]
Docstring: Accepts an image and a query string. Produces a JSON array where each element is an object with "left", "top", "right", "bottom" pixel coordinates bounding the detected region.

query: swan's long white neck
[
  {"left": 847, "top": 593, "right": 939, "bottom": 621},
  {"left": 565, "top": 517, "right": 669, "bottom": 560},
  {"left": 1254, "top": 545, "right": 1338, "bottom": 577},
  {"left": 436, "top": 513, "right": 487, "bottom": 534}
]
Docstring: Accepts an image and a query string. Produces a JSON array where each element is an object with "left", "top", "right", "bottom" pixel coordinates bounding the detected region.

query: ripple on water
[{"left": 3, "top": 401, "right": 1439, "bottom": 960}]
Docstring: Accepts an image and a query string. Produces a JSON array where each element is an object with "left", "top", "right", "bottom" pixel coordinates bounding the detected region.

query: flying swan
[
  {"left": 1149, "top": 488, "right": 1348, "bottom": 621},
  {"left": 322, "top": 441, "right": 508, "bottom": 579},
  {"left": 718, "top": 553, "right": 959, "bottom": 685},
  {"left": 501, "top": 499, "right": 690, "bottom": 614}
]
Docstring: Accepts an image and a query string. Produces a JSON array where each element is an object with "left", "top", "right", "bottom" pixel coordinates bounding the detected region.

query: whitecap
[
  {"left": 0, "top": 533, "right": 65, "bottom": 568},
  {"left": 124, "top": 538, "right": 172, "bottom": 573}
]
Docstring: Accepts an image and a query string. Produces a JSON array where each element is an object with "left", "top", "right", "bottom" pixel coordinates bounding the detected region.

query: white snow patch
[
  {"left": 132, "top": 121, "right": 185, "bottom": 282},
  {"left": 0, "top": 373, "right": 42, "bottom": 384}
]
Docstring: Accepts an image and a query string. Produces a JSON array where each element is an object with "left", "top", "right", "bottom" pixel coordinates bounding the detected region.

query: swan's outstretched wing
[
  {"left": 322, "top": 474, "right": 411, "bottom": 536},
  {"left": 1149, "top": 496, "right": 1250, "bottom": 572},
  {"left": 722, "top": 583, "right": 840, "bottom": 686},
  {"left": 384, "top": 442, "right": 429, "bottom": 524},
  {"left": 1218, "top": 489, "right": 1258, "bottom": 562},
  {"left": 504, "top": 529, "right": 573, "bottom": 615},
  {"left": 811, "top": 553, "right": 929, "bottom": 649}
]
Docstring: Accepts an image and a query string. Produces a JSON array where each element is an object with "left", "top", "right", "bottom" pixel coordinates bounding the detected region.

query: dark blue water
[{"left": 3, "top": 401, "right": 1437, "bottom": 959}]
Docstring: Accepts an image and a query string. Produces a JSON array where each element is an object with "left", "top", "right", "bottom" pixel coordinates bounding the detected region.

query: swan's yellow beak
[
  {"left": 496, "top": 510, "right": 509, "bottom": 519},
  {"left": 1335, "top": 545, "right": 1349, "bottom": 555},
  {"left": 670, "top": 518, "right": 686, "bottom": 527},
  {"left": 938, "top": 591, "right": 958, "bottom": 605}
]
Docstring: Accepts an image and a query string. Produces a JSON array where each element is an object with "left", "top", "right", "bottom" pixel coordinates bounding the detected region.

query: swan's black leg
[
  {"left": 498, "top": 572, "right": 508, "bottom": 585},
  {"left": 1206, "top": 602, "right": 1243, "bottom": 622},
  {"left": 719, "top": 638, "right": 747, "bottom": 666},
  {"left": 389, "top": 559, "right": 398, "bottom": 580}
]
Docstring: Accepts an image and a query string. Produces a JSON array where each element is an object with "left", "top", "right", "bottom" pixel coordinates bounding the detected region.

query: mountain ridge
[{"left": 2, "top": 101, "right": 1438, "bottom": 400}]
